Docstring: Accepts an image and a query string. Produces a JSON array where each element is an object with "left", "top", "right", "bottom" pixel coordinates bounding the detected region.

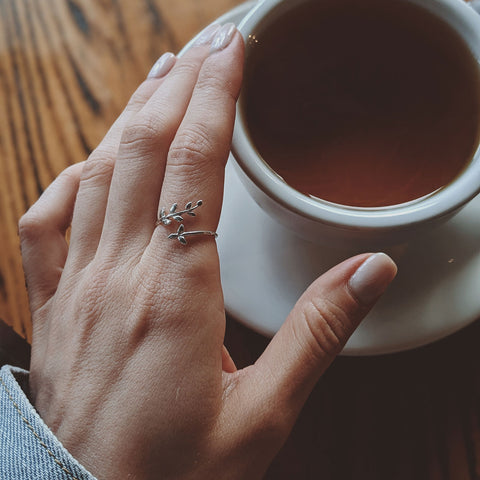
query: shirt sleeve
[{"left": 0, "top": 365, "right": 98, "bottom": 480}]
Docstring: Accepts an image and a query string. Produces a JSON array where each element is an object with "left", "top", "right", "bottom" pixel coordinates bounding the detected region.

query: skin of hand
[{"left": 18, "top": 24, "right": 397, "bottom": 480}]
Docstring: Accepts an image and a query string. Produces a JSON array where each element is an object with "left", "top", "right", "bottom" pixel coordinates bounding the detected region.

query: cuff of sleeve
[{"left": 0, "top": 365, "right": 98, "bottom": 480}]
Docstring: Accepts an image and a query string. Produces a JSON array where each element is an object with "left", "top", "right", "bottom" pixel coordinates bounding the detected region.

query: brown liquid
[{"left": 242, "top": 0, "right": 480, "bottom": 207}]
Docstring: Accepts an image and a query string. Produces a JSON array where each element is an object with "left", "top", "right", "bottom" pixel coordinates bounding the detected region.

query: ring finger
[{"left": 67, "top": 53, "right": 178, "bottom": 270}]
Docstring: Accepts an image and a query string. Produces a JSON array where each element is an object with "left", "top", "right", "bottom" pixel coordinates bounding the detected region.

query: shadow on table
[
  {"left": 225, "top": 316, "right": 480, "bottom": 480},
  {"left": 0, "top": 320, "right": 30, "bottom": 370}
]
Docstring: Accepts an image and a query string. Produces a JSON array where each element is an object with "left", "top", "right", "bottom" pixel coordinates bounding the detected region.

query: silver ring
[{"left": 157, "top": 200, "right": 218, "bottom": 245}]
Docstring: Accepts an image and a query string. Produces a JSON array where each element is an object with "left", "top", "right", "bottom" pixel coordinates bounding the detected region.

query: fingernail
[
  {"left": 210, "top": 23, "right": 237, "bottom": 53},
  {"left": 147, "top": 52, "right": 176, "bottom": 79},
  {"left": 193, "top": 23, "right": 221, "bottom": 46},
  {"left": 348, "top": 253, "right": 397, "bottom": 305}
]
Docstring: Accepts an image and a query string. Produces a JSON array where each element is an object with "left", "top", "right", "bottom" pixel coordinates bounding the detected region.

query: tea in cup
[{"left": 232, "top": 0, "right": 480, "bottom": 246}]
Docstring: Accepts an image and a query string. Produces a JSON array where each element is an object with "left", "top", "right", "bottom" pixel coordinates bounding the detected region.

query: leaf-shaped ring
[
  {"left": 156, "top": 200, "right": 218, "bottom": 245},
  {"left": 157, "top": 200, "right": 203, "bottom": 226},
  {"left": 167, "top": 224, "right": 218, "bottom": 245}
]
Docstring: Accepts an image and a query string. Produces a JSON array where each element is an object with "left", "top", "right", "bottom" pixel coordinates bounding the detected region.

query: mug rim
[{"left": 232, "top": 0, "right": 480, "bottom": 231}]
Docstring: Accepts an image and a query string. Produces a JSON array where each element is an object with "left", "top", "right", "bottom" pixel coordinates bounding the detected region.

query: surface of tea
[{"left": 242, "top": 0, "right": 480, "bottom": 207}]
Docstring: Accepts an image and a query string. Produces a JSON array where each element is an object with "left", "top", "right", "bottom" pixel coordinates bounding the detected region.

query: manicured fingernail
[
  {"left": 210, "top": 23, "right": 237, "bottom": 53},
  {"left": 147, "top": 52, "right": 176, "bottom": 79},
  {"left": 193, "top": 23, "right": 221, "bottom": 46},
  {"left": 348, "top": 253, "right": 397, "bottom": 305}
]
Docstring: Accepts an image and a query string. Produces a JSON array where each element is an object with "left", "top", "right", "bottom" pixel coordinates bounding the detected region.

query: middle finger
[{"left": 99, "top": 25, "right": 221, "bottom": 257}]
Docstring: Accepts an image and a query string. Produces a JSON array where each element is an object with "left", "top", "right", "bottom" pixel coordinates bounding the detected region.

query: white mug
[{"left": 231, "top": 0, "right": 480, "bottom": 246}]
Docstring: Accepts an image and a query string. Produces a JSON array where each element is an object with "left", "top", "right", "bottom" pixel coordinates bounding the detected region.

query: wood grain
[{"left": 0, "top": 0, "right": 479, "bottom": 479}]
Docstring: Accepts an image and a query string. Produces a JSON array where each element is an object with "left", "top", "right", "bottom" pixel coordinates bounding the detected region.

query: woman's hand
[{"left": 19, "top": 24, "right": 396, "bottom": 480}]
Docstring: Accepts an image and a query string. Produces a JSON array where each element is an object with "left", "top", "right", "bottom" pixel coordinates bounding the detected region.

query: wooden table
[{"left": 0, "top": 1, "right": 479, "bottom": 478}]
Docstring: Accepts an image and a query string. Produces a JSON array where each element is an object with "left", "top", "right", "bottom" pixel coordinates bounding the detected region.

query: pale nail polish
[
  {"left": 348, "top": 253, "right": 397, "bottom": 305},
  {"left": 210, "top": 23, "right": 237, "bottom": 53},
  {"left": 147, "top": 52, "right": 176, "bottom": 79},
  {"left": 193, "top": 23, "right": 221, "bottom": 46}
]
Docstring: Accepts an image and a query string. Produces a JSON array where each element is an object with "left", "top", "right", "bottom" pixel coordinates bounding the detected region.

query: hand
[{"left": 19, "top": 24, "right": 396, "bottom": 480}]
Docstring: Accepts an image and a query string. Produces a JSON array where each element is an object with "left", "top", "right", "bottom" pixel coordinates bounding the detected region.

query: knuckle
[
  {"left": 119, "top": 111, "right": 172, "bottom": 154},
  {"left": 58, "top": 163, "right": 82, "bottom": 183},
  {"left": 130, "top": 281, "right": 169, "bottom": 334},
  {"left": 299, "top": 297, "right": 352, "bottom": 359},
  {"left": 196, "top": 69, "right": 235, "bottom": 102},
  {"left": 81, "top": 153, "right": 115, "bottom": 185},
  {"left": 121, "top": 119, "right": 159, "bottom": 148},
  {"left": 18, "top": 210, "right": 44, "bottom": 242},
  {"left": 18, "top": 163, "right": 84, "bottom": 243},
  {"left": 134, "top": 266, "right": 170, "bottom": 309},
  {"left": 126, "top": 86, "right": 152, "bottom": 112},
  {"left": 169, "top": 123, "right": 213, "bottom": 169},
  {"left": 76, "top": 260, "right": 121, "bottom": 318},
  {"left": 169, "top": 59, "right": 201, "bottom": 80}
]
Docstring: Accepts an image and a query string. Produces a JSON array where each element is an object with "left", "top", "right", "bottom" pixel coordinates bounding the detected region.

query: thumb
[{"left": 252, "top": 252, "right": 397, "bottom": 415}]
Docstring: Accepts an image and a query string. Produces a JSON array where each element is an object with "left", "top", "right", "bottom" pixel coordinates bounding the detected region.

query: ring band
[
  {"left": 168, "top": 224, "right": 218, "bottom": 245},
  {"left": 157, "top": 200, "right": 218, "bottom": 245}
]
